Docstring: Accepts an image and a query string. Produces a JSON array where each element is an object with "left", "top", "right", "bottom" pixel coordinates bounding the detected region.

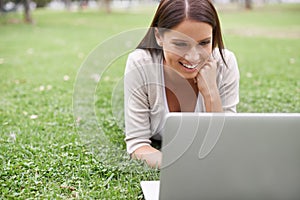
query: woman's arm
[
  {"left": 197, "top": 50, "right": 240, "bottom": 113},
  {"left": 201, "top": 87, "right": 223, "bottom": 112},
  {"left": 196, "top": 59, "right": 223, "bottom": 112},
  {"left": 132, "top": 145, "right": 162, "bottom": 169},
  {"left": 124, "top": 50, "right": 163, "bottom": 168}
]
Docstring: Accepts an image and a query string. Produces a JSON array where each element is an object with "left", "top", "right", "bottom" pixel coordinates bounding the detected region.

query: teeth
[{"left": 182, "top": 63, "right": 198, "bottom": 69}]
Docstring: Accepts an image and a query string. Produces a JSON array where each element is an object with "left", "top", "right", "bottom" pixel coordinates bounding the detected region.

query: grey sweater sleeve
[
  {"left": 124, "top": 51, "right": 152, "bottom": 154},
  {"left": 218, "top": 50, "right": 240, "bottom": 113}
]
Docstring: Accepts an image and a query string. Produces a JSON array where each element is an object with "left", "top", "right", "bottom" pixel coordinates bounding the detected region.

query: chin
[{"left": 180, "top": 72, "right": 198, "bottom": 80}]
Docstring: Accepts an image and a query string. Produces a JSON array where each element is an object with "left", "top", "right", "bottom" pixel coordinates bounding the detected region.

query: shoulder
[
  {"left": 213, "top": 48, "right": 239, "bottom": 80},
  {"left": 128, "top": 48, "right": 151, "bottom": 59},
  {"left": 213, "top": 48, "right": 239, "bottom": 73},
  {"left": 127, "top": 49, "right": 161, "bottom": 64},
  {"left": 213, "top": 48, "right": 237, "bottom": 67},
  {"left": 126, "top": 49, "right": 162, "bottom": 74}
]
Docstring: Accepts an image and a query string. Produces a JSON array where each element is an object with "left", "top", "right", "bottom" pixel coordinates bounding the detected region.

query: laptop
[{"left": 141, "top": 113, "right": 300, "bottom": 200}]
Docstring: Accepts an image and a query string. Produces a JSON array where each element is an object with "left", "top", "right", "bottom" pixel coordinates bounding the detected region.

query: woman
[{"left": 124, "top": 0, "right": 239, "bottom": 168}]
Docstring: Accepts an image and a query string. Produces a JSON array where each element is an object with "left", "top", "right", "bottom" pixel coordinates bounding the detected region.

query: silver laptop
[{"left": 141, "top": 113, "right": 300, "bottom": 200}]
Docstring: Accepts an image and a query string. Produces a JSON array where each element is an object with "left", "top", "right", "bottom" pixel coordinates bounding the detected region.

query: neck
[{"left": 163, "top": 66, "right": 198, "bottom": 95}]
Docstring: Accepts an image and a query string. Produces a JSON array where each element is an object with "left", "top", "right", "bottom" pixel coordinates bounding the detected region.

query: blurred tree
[
  {"left": 0, "top": 0, "right": 3, "bottom": 11},
  {"left": 35, "top": 0, "right": 51, "bottom": 7},
  {"left": 245, "top": 0, "right": 252, "bottom": 9},
  {"left": 0, "top": 0, "right": 32, "bottom": 23},
  {"left": 62, "top": 0, "right": 71, "bottom": 10},
  {"left": 103, "top": 0, "right": 112, "bottom": 13},
  {"left": 23, "top": 0, "right": 32, "bottom": 23},
  {"left": 0, "top": 0, "right": 18, "bottom": 12}
]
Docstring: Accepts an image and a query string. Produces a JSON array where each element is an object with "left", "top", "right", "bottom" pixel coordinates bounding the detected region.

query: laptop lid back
[{"left": 159, "top": 113, "right": 300, "bottom": 200}]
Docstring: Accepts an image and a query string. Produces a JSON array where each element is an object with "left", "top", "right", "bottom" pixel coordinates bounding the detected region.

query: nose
[{"left": 184, "top": 46, "right": 200, "bottom": 65}]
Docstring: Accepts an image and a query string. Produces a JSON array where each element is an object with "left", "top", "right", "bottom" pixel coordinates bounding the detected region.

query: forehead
[{"left": 164, "top": 20, "right": 212, "bottom": 42}]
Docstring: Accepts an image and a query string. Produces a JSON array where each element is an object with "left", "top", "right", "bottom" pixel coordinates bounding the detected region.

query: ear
[{"left": 154, "top": 28, "right": 163, "bottom": 47}]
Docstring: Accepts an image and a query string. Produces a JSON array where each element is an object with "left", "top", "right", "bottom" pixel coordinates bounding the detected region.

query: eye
[
  {"left": 173, "top": 42, "right": 188, "bottom": 47},
  {"left": 199, "top": 40, "right": 211, "bottom": 46}
]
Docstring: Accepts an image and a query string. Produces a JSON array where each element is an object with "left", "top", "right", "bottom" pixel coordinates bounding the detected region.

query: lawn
[{"left": 0, "top": 3, "right": 299, "bottom": 199}]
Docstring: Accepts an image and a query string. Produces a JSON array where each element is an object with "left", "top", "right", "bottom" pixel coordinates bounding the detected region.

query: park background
[{"left": 1, "top": 0, "right": 300, "bottom": 199}]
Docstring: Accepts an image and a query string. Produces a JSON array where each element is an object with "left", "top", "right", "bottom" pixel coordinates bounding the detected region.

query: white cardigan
[{"left": 124, "top": 48, "right": 240, "bottom": 154}]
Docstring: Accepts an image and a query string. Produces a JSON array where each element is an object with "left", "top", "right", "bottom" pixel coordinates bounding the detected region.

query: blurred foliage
[
  {"left": 34, "top": 0, "right": 52, "bottom": 8},
  {"left": 2, "top": 0, "right": 52, "bottom": 8}
]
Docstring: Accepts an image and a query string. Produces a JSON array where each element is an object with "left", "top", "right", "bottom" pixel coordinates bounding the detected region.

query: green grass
[{"left": 1, "top": 4, "right": 300, "bottom": 199}]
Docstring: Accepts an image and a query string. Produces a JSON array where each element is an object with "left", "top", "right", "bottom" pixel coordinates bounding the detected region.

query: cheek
[
  {"left": 204, "top": 44, "right": 212, "bottom": 54},
  {"left": 163, "top": 50, "right": 181, "bottom": 64}
]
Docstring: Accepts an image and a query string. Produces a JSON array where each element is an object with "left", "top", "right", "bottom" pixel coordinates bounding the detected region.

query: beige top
[{"left": 124, "top": 48, "right": 240, "bottom": 154}]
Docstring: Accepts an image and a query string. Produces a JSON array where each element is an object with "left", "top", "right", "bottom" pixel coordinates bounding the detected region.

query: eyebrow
[
  {"left": 171, "top": 37, "right": 212, "bottom": 43},
  {"left": 198, "top": 37, "right": 212, "bottom": 42}
]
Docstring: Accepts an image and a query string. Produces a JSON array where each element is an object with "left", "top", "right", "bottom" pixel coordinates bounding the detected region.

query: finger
[{"left": 205, "top": 57, "right": 217, "bottom": 70}]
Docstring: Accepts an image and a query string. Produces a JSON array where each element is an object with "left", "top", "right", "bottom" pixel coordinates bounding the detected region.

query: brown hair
[{"left": 137, "top": 0, "right": 226, "bottom": 64}]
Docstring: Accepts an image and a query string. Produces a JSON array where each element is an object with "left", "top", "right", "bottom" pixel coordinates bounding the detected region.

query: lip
[
  {"left": 179, "top": 61, "right": 199, "bottom": 72},
  {"left": 182, "top": 63, "right": 198, "bottom": 69}
]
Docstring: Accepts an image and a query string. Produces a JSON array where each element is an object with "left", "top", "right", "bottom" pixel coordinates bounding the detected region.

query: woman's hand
[
  {"left": 132, "top": 145, "right": 162, "bottom": 169},
  {"left": 196, "top": 58, "right": 217, "bottom": 94},
  {"left": 196, "top": 58, "right": 223, "bottom": 112}
]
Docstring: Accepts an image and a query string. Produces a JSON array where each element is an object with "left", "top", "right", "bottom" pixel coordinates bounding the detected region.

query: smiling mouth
[{"left": 180, "top": 62, "right": 199, "bottom": 69}]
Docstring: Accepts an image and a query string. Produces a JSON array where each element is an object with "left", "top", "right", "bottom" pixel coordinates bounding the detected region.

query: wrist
[
  {"left": 201, "top": 89, "right": 223, "bottom": 112},
  {"left": 200, "top": 85, "right": 219, "bottom": 100}
]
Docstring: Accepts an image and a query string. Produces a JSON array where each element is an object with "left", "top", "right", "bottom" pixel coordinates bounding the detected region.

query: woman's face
[{"left": 157, "top": 20, "right": 213, "bottom": 79}]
